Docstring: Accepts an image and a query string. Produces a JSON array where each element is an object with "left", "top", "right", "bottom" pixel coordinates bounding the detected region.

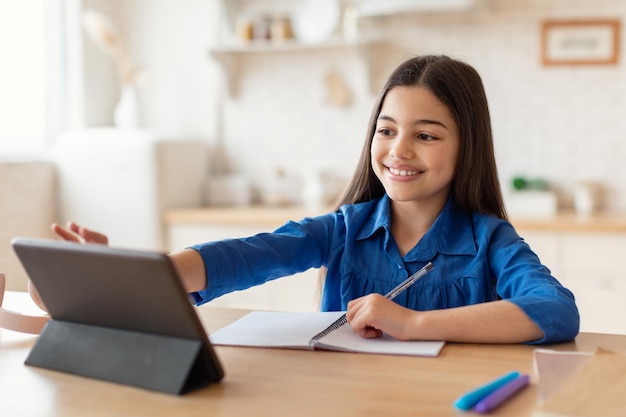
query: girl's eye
[
  {"left": 377, "top": 128, "right": 393, "bottom": 136},
  {"left": 417, "top": 133, "right": 436, "bottom": 141}
]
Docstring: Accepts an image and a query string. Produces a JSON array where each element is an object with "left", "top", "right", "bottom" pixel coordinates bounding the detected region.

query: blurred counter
[
  {"left": 163, "top": 206, "right": 626, "bottom": 233},
  {"left": 164, "top": 205, "right": 324, "bottom": 228},
  {"left": 510, "top": 211, "right": 626, "bottom": 233}
]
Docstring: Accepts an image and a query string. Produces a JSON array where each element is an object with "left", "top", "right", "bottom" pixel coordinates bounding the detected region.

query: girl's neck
[{"left": 389, "top": 198, "right": 447, "bottom": 256}]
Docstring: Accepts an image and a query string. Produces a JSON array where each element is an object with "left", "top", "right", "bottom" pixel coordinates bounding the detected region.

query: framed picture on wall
[{"left": 541, "top": 19, "right": 621, "bottom": 66}]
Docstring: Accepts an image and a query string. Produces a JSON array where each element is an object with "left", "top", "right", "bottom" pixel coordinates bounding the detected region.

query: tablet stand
[{"left": 26, "top": 319, "right": 220, "bottom": 395}]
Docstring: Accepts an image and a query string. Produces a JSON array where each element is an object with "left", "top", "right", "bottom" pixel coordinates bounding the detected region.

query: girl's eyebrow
[{"left": 377, "top": 114, "right": 449, "bottom": 130}]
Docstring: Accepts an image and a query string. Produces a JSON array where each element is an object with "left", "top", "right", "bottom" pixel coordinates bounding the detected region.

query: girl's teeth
[{"left": 390, "top": 168, "right": 416, "bottom": 176}]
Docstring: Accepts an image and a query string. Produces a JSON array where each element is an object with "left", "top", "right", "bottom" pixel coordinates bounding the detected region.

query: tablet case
[{"left": 11, "top": 238, "right": 224, "bottom": 395}]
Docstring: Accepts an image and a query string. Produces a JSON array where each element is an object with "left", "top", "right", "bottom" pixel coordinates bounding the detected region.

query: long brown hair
[{"left": 337, "top": 54, "right": 507, "bottom": 219}]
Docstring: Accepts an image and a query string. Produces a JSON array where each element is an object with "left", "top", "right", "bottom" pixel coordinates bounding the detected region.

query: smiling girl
[{"left": 41, "top": 55, "right": 579, "bottom": 344}]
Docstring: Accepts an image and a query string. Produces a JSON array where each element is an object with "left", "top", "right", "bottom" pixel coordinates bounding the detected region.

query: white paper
[
  {"left": 209, "top": 311, "right": 345, "bottom": 349},
  {"left": 313, "top": 323, "right": 445, "bottom": 357},
  {"left": 210, "top": 310, "right": 445, "bottom": 357}
]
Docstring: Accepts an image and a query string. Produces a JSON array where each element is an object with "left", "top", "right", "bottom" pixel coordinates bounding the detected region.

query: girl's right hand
[{"left": 51, "top": 222, "right": 109, "bottom": 245}]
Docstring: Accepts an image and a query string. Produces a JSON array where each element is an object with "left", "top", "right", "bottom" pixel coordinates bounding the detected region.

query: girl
[{"left": 40, "top": 55, "right": 578, "bottom": 344}]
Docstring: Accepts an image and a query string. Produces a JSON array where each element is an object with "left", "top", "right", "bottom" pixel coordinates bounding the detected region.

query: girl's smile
[{"left": 386, "top": 166, "right": 423, "bottom": 177}]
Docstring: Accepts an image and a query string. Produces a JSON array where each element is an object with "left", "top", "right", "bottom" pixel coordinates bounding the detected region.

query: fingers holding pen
[
  {"left": 347, "top": 294, "right": 417, "bottom": 341},
  {"left": 346, "top": 294, "right": 386, "bottom": 339}
]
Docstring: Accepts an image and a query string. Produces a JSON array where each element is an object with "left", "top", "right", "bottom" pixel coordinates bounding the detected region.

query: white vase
[
  {"left": 302, "top": 171, "right": 325, "bottom": 211},
  {"left": 574, "top": 182, "right": 599, "bottom": 216},
  {"left": 113, "top": 84, "right": 140, "bottom": 128}
]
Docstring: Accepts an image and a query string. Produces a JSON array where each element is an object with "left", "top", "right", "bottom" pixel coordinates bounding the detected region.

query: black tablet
[{"left": 12, "top": 237, "right": 224, "bottom": 395}]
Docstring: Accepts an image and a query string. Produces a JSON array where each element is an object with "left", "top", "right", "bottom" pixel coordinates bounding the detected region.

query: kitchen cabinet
[
  {"left": 517, "top": 227, "right": 626, "bottom": 335},
  {"left": 559, "top": 233, "right": 626, "bottom": 335}
]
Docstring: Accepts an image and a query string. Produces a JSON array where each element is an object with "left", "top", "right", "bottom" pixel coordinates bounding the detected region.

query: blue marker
[{"left": 453, "top": 371, "right": 521, "bottom": 411}]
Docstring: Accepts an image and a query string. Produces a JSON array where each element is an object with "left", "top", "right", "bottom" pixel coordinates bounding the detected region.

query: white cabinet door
[
  {"left": 516, "top": 231, "right": 561, "bottom": 278},
  {"left": 513, "top": 230, "right": 626, "bottom": 335},
  {"left": 560, "top": 233, "right": 626, "bottom": 335},
  {"left": 562, "top": 271, "right": 626, "bottom": 334},
  {"left": 561, "top": 233, "right": 626, "bottom": 272}
]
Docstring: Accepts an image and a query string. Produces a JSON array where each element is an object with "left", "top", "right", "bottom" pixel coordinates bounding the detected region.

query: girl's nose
[{"left": 390, "top": 134, "right": 415, "bottom": 159}]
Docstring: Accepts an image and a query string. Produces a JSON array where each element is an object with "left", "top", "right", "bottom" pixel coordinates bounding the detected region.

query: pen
[
  {"left": 453, "top": 371, "right": 521, "bottom": 411},
  {"left": 473, "top": 373, "right": 530, "bottom": 413},
  {"left": 385, "top": 262, "right": 434, "bottom": 300},
  {"left": 325, "top": 262, "right": 435, "bottom": 330}
]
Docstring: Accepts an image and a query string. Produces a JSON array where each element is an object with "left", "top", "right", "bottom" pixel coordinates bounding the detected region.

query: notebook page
[
  {"left": 313, "top": 323, "right": 445, "bottom": 357},
  {"left": 209, "top": 311, "right": 345, "bottom": 349}
]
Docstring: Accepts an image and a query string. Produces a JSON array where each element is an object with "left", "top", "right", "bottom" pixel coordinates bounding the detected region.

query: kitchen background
[
  {"left": 82, "top": 0, "right": 626, "bottom": 210},
  {"left": 2, "top": 0, "right": 626, "bottom": 333}
]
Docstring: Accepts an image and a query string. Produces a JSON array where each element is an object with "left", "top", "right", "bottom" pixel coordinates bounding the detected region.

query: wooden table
[{"left": 1, "top": 293, "right": 626, "bottom": 417}]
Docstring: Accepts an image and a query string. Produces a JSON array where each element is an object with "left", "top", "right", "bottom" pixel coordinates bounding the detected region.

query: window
[{"left": 0, "top": 0, "right": 65, "bottom": 154}]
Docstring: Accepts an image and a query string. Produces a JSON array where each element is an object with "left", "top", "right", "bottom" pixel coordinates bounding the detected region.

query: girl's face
[{"left": 371, "top": 85, "right": 460, "bottom": 208}]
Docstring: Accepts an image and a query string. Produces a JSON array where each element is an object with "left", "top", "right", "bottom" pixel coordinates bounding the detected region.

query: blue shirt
[{"left": 190, "top": 195, "right": 579, "bottom": 344}]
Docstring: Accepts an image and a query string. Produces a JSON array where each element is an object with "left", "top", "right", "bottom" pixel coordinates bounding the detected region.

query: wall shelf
[{"left": 208, "top": 36, "right": 379, "bottom": 98}]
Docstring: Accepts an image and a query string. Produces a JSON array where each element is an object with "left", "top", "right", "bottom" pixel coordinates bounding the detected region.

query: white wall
[
  {"left": 82, "top": 0, "right": 626, "bottom": 210},
  {"left": 81, "top": 0, "right": 221, "bottom": 137}
]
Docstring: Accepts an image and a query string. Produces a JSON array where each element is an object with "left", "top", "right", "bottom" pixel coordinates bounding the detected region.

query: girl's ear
[{"left": 0, "top": 272, "right": 49, "bottom": 334}]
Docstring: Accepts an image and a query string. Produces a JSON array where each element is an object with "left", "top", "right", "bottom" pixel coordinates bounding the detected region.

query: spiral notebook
[{"left": 209, "top": 311, "right": 445, "bottom": 357}]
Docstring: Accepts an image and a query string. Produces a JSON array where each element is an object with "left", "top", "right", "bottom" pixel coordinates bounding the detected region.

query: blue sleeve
[
  {"left": 489, "top": 222, "right": 580, "bottom": 344},
  {"left": 188, "top": 214, "right": 336, "bottom": 306}
]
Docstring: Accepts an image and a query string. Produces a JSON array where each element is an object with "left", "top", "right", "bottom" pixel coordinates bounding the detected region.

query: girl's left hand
[{"left": 346, "top": 294, "right": 417, "bottom": 340}]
